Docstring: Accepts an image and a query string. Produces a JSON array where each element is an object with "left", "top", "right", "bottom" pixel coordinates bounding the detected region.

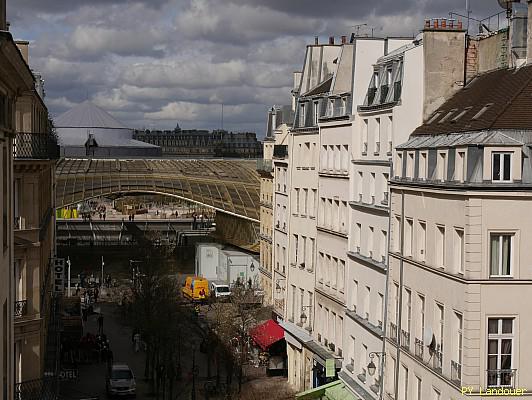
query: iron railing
[
  {"left": 487, "top": 369, "right": 517, "bottom": 388},
  {"left": 414, "top": 338, "right": 424, "bottom": 360},
  {"left": 400, "top": 329, "right": 410, "bottom": 350},
  {"left": 389, "top": 322, "right": 397, "bottom": 342},
  {"left": 273, "top": 145, "right": 288, "bottom": 159},
  {"left": 256, "top": 159, "right": 273, "bottom": 172},
  {"left": 432, "top": 349, "right": 443, "bottom": 373},
  {"left": 451, "top": 360, "right": 462, "bottom": 385},
  {"left": 14, "top": 378, "right": 56, "bottom": 400},
  {"left": 14, "top": 300, "right": 27, "bottom": 318},
  {"left": 13, "top": 132, "right": 59, "bottom": 160}
]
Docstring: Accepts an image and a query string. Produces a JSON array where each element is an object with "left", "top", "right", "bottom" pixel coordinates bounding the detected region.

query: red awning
[{"left": 249, "top": 319, "right": 285, "bottom": 351}]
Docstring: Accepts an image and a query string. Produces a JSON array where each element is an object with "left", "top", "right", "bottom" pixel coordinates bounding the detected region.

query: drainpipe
[
  {"left": 379, "top": 160, "right": 393, "bottom": 399},
  {"left": 393, "top": 189, "right": 405, "bottom": 400}
]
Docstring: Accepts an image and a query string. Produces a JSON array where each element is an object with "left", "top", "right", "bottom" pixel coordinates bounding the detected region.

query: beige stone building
[
  {"left": 385, "top": 4, "right": 532, "bottom": 398},
  {"left": 0, "top": 2, "right": 47, "bottom": 398},
  {"left": 12, "top": 40, "right": 57, "bottom": 387},
  {"left": 259, "top": 105, "right": 292, "bottom": 306}
]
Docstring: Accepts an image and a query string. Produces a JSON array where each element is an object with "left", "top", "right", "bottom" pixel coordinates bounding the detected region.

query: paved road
[{"left": 59, "top": 301, "right": 213, "bottom": 400}]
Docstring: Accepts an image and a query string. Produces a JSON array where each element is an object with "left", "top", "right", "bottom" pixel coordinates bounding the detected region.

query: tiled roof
[{"left": 413, "top": 65, "right": 532, "bottom": 136}]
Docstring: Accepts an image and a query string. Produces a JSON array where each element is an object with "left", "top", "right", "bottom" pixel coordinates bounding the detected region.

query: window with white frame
[
  {"left": 437, "top": 151, "right": 447, "bottom": 181},
  {"left": 393, "top": 215, "right": 401, "bottom": 252},
  {"left": 375, "top": 118, "right": 381, "bottom": 153},
  {"left": 299, "top": 103, "right": 306, "bottom": 126},
  {"left": 377, "top": 293, "right": 384, "bottom": 329},
  {"left": 338, "top": 260, "right": 345, "bottom": 293},
  {"left": 454, "top": 312, "right": 463, "bottom": 370},
  {"left": 405, "top": 218, "right": 413, "bottom": 257},
  {"left": 417, "top": 294, "right": 425, "bottom": 341},
  {"left": 436, "top": 225, "right": 446, "bottom": 267},
  {"left": 313, "top": 101, "right": 319, "bottom": 125},
  {"left": 419, "top": 151, "right": 428, "bottom": 180},
  {"left": 487, "top": 318, "right": 514, "bottom": 387},
  {"left": 407, "top": 152, "right": 415, "bottom": 178},
  {"left": 352, "top": 280, "right": 358, "bottom": 312},
  {"left": 490, "top": 233, "right": 513, "bottom": 277},
  {"left": 396, "top": 152, "right": 403, "bottom": 178},
  {"left": 492, "top": 152, "right": 512, "bottom": 182},
  {"left": 418, "top": 221, "right": 426, "bottom": 262},
  {"left": 456, "top": 151, "right": 466, "bottom": 182},
  {"left": 362, "top": 119, "right": 368, "bottom": 154},
  {"left": 454, "top": 228, "right": 464, "bottom": 274}
]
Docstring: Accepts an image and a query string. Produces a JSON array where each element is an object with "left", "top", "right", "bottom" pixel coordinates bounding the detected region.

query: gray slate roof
[{"left": 55, "top": 100, "right": 127, "bottom": 129}]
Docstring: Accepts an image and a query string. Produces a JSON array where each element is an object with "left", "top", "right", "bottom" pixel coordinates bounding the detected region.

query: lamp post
[
  {"left": 367, "top": 351, "right": 386, "bottom": 397},
  {"left": 299, "top": 305, "right": 312, "bottom": 325}
]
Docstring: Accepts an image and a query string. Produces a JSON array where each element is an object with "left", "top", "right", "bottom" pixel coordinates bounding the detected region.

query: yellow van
[{"left": 182, "top": 276, "right": 209, "bottom": 301}]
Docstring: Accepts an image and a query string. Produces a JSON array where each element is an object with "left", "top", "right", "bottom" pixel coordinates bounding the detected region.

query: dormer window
[
  {"left": 439, "top": 109, "right": 457, "bottom": 124},
  {"left": 492, "top": 152, "right": 512, "bottom": 182},
  {"left": 451, "top": 106, "right": 473, "bottom": 123},
  {"left": 373, "top": 71, "right": 379, "bottom": 88},
  {"left": 329, "top": 98, "right": 335, "bottom": 117},
  {"left": 340, "top": 97, "right": 346, "bottom": 115},
  {"left": 313, "top": 101, "right": 319, "bottom": 125},
  {"left": 299, "top": 103, "right": 306, "bottom": 127}
]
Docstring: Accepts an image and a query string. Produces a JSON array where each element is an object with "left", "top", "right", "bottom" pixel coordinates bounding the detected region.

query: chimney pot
[
  {"left": 329, "top": 36, "right": 334, "bottom": 45},
  {"left": 425, "top": 19, "right": 430, "bottom": 29},
  {"left": 341, "top": 35, "right": 347, "bottom": 44},
  {"left": 433, "top": 18, "right": 439, "bottom": 29},
  {"left": 458, "top": 19, "right": 463, "bottom": 30},
  {"left": 314, "top": 36, "right": 319, "bottom": 45},
  {"left": 441, "top": 18, "right": 447, "bottom": 29}
]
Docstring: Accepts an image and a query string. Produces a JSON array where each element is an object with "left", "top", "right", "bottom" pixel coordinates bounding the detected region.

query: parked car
[{"left": 106, "top": 363, "right": 136, "bottom": 397}]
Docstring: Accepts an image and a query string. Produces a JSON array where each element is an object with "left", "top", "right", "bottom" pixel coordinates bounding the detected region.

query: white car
[
  {"left": 107, "top": 364, "right": 136, "bottom": 397},
  {"left": 210, "top": 282, "right": 231, "bottom": 299}
]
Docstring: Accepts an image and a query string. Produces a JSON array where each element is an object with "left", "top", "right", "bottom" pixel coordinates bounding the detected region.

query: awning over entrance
[
  {"left": 249, "top": 319, "right": 285, "bottom": 351},
  {"left": 296, "top": 380, "right": 359, "bottom": 400}
]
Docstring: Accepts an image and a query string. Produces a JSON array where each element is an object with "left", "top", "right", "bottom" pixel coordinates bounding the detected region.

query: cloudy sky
[{"left": 10, "top": 0, "right": 501, "bottom": 137}]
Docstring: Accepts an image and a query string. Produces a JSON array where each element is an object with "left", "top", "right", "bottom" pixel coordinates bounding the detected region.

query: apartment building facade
[
  {"left": 12, "top": 41, "right": 58, "bottom": 385},
  {"left": 387, "top": 61, "right": 532, "bottom": 400},
  {"left": 259, "top": 105, "right": 292, "bottom": 306},
  {"left": 0, "top": 4, "right": 44, "bottom": 398}
]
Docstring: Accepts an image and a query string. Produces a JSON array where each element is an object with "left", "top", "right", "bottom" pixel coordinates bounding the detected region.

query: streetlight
[
  {"left": 249, "top": 262, "right": 255, "bottom": 272},
  {"left": 367, "top": 351, "right": 386, "bottom": 376},
  {"left": 300, "top": 305, "right": 312, "bottom": 325}
]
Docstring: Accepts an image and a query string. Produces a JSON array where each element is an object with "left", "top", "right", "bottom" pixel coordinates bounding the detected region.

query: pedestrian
[
  {"left": 97, "top": 313, "right": 104, "bottom": 335},
  {"left": 133, "top": 332, "right": 141, "bottom": 353},
  {"left": 107, "top": 348, "right": 114, "bottom": 370},
  {"left": 94, "top": 287, "right": 99, "bottom": 303}
]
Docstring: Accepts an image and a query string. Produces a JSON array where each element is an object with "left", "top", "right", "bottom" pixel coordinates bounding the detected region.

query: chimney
[
  {"left": 314, "top": 36, "right": 319, "bottom": 45},
  {"left": 422, "top": 18, "right": 466, "bottom": 120},
  {"left": 526, "top": 0, "right": 532, "bottom": 64},
  {"left": 329, "top": 36, "right": 335, "bottom": 45},
  {"left": 341, "top": 35, "right": 347, "bottom": 44},
  {"left": 15, "top": 41, "right": 30, "bottom": 64},
  {"left": 0, "top": 0, "right": 5, "bottom": 31}
]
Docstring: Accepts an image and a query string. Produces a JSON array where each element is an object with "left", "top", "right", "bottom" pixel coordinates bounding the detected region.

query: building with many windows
[
  {"left": 389, "top": 62, "right": 532, "bottom": 400},
  {"left": 258, "top": 105, "right": 292, "bottom": 306},
  {"left": 13, "top": 41, "right": 58, "bottom": 388}
]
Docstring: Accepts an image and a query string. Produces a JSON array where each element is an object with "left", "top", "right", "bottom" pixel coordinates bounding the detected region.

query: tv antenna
[{"left": 352, "top": 23, "right": 367, "bottom": 37}]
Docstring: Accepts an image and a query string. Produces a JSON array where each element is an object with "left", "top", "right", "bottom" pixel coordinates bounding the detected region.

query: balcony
[
  {"left": 487, "top": 369, "right": 517, "bottom": 388},
  {"left": 13, "top": 132, "right": 59, "bottom": 160},
  {"left": 432, "top": 348, "right": 443, "bottom": 373},
  {"left": 414, "top": 338, "right": 424, "bottom": 360},
  {"left": 256, "top": 159, "right": 273, "bottom": 173},
  {"left": 273, "top": 145, "right": 288, "bottom": 159},
  {"left": 14, "top": 300, "right": 27, "bottom": 318},
  {"left": 451, "top": 360, "right": 462, "bottom": 386},
  {"left": 389, "top": 322, "right": 397, "bottom": 342},
  {"left": 400, "top": 329, "right": 410, "bottom": 351},
  {"left": 15, "top": 378, "right": 56, "bottom": 400}
]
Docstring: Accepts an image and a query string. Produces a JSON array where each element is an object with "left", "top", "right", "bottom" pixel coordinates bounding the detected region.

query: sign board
[
  {"left": 59, "top": 368, "right": 79, "bottom": 380},
  {"left": 325, "top": 359, "right": 335, "bottom": 378},
  {"left": 53, "top": 258, "right": 65, "bottom": 294}
]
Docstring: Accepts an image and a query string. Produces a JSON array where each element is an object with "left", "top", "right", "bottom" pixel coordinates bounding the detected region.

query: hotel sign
[{"left": 53, "top": 258, "right": 65, "bottom": 294}]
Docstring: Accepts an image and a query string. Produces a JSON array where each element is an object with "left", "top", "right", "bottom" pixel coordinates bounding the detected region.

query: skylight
[
  {"left": 471, "top": 103, "right": 494, "bottom": 120},
  {"left": 427, "top": 112, "right": 442, "bottom": 124},
  {"left": 451, "top": 106, "right": 473, "bottom": 123},
  {"left": 438, "top": 109, "right": 458, "bottom": 123}
]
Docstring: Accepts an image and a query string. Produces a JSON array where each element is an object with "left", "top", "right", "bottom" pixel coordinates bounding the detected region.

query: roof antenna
[{"left": 221, "top": 103, "right": 224, "bottom": 131}]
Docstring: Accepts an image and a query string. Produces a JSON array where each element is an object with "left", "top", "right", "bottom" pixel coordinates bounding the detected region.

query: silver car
[{"left": 106, "top": 364, "right": 136, "bottom": 397}]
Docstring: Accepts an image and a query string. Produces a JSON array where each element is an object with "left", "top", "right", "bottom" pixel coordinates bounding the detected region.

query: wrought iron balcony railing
[
  {"left": 400, "top": 329, "right": 410, "bottom": 350},
  {"left": 14, "top": 300, "right": 27, "bottom": 318},
  {"left": 487, "top": 369, "right": 517, "bottom": 388},
  {"left": 451, "top": 360, "right": 462, "bottom": 385},
  {"left": 414, "top": 338, "right": 424, "bottom": 360},
  {"left": 432, "top": 349, "right": 443, "bottom": 373},
  {"left": 15, "top": 378, "right": 56, "bottom": 400},
  {"left": 13, "top": 132, "right": 59, "bottom": 160},
  {"left": 389, "top": 322, "right": 397, "bottom": 342}
]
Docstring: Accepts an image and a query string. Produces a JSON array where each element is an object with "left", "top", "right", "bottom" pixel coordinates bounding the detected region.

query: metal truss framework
[{"left": 56, "top": 158, "right": 260, "bottom": 222}]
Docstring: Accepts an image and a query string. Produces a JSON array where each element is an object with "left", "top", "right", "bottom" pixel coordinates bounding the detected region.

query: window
[
  {"left": 387, "top": 116, "right": 393, "bottom": 154},
  {"left": 427, "top": 112, "right": 442, "bottom": 124},
  {"left": 395, "top": 152, "right": 403, "bottom": 178},
  {"left": 310, "top": 238, "right": 315, "bottom": 271},
  {"left": 415, "top": 376, "right": 422, "bottom": 400},
  {"left": 399, "top": 365, "right": 408, "bottom": 400},
  {"left": 419, "top": 152, "right": 428, "bottom": 180},
  {"left": 299, "top": 103, "right": 306, "bottom": 126},
  {"left": 303, "top": 189, "right": 308, "bottom": 215},
  {"left": 328, "top": 98, "right": 335, "bottom": 117},
  {"left": 375, "top": 118, "right": 381, "bottom": 153},
  {"left": 492, "top": 152, "right": 512, "bottom": 182},
  {"left": 435, "top": 303, "right": 444, "bottom": 350},
  {"left": 454, "top": 312, "right": 463, "bottom": 367},
  {"left": 338, "top": 260, "right": 345, "bottom": 293},
  {"left": 407, "top": 152, "right": 414, "bottom": 178},
  {"left": 364, "top": 286, "right": 370, "bottom": 319},
  {"left": 313, "top": 101, "right": 319, "bottom": 125},
  {"left": 490, "top": 233, "right": 513, "bottom": 276},
  {"left": 362, "top": 119, "right": 369, "bottom": 154},
  {"left": 352, "top": 280, "right": 358, "bottom": 312},
  {"left": 295, "top": 188, "right": 300, "bottom": 214},
  {"left": 405, "top": 289, "right": 412, "bottom": 334},
  {"left": 355, "top": 223, "right": 361, "bottom": 251},
  {"left": 432, "top": 387, "right": 441, "bottom": 400},
  {"left": 368, "top": 226, "right": 374, "bottom": 258},
  {"left": 377, "top": 293, "right": 384, "bottom": 328},
  {"left": 472, "top": 103, "right": 493, "bottom": 120},
  {"left": 437, "top": 152, "right": 447, "bottom": 181},
  {"left": 417, "top": 294, "right": 425, "bottom": 341},
  {"left": 405, "top": 218, "right": 413, "bottom": 257},
  {"left": 456, "top": 151, "right": 466, "bottom": 182},
  {"left": 394, "top": 215, "right": 401, "bottom": 252},
  {"left": 393, "top": 282, "right": 399, "bottom": 323},
  {"left": 340, "top": 97, "right": 347, "bottom": 115},
  {"left": 418, "top": 221, "right": 426, "bottom": 262},
  {"left": 436, "top": 225, "right": 445, "bottom": 267},
  {"left": 451, "top": 106, "right": 473, "bottom": 122},
  {"left": 438, "top": 109, "right": 457, "bottom": 123},
  {"left": 2, "top": 146, "right": 7, "bottom": 252},
  {"left": 294, "top": 235, "right": 299, "bottom": 264},
  {"left": 454, "top": 228, "right": 464, "bottom": 274},
  {"left": 291, "top": 285, "right": 296, "bottom": 320},
  {"left": 487, "top": 318, "right": 514, "bottom": 387}
]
